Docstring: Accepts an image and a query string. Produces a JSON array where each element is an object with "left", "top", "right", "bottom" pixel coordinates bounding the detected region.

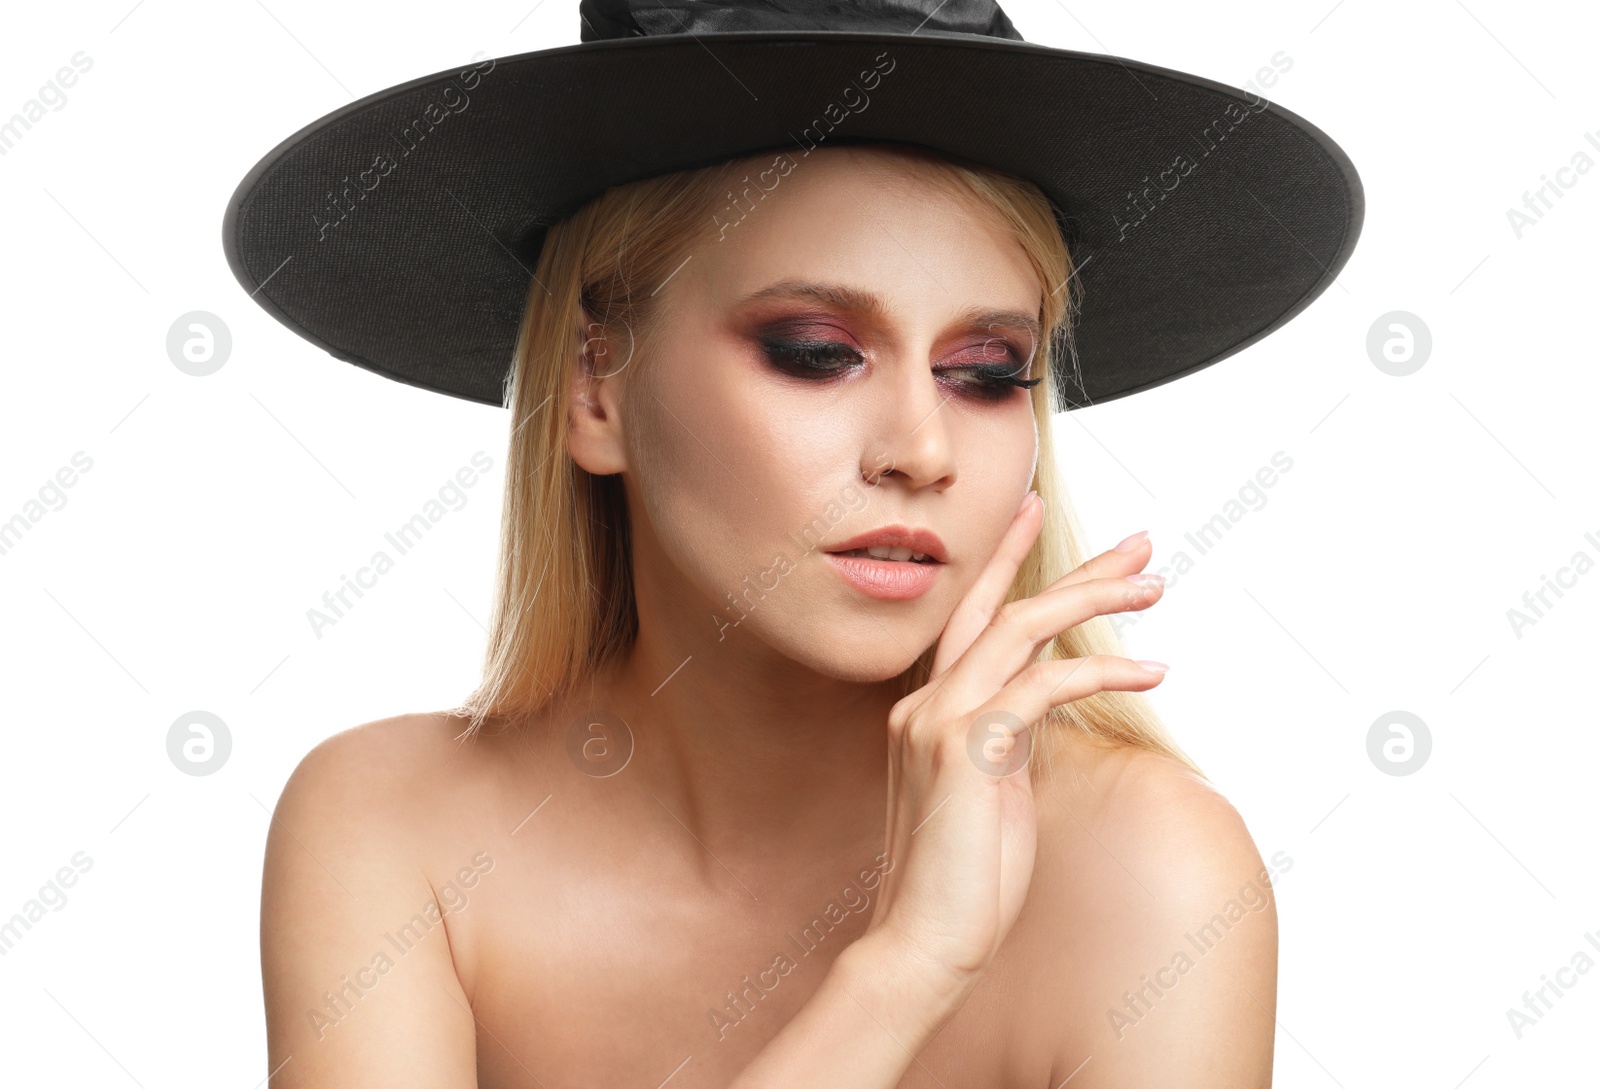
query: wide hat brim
[{"left": 222, "top": 29, "right": 1362, "bottom": 410}]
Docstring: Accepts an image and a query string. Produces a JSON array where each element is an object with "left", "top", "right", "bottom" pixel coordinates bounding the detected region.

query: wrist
[
  {"left": 723, "top": 934, "right": 966, "bottom": 1088},
  {"left": 835, "top": 931, "right": 978, "bottom": 1036}
]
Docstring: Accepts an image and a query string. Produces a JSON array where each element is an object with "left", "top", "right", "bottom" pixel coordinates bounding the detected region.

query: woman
[{"left": 238, "top": 3, "right": 1359, "bottom": 1086}]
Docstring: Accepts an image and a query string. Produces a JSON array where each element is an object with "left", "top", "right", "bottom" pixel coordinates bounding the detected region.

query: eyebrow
[{"left": 734, "top": 279, "right": 1042, "bottom": 348}]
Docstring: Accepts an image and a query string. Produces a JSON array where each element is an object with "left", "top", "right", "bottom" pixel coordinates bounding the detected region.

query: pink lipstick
[{"left": 822, "top": 525, "right": 947, "bottom": 600}]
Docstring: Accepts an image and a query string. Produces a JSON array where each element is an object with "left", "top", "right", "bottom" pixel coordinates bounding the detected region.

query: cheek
[
  {"left": 953, "top": 399, "right": 1039, "bottom": 491},
  {"left": 990, "top": 394, "right": 1039, "bottom": 474},
  {"left": 939, "top": 407, "right": 1039, "bottom": 587},
  {"left": 624, "top": 370, "right": 818, "bottom": 591}
]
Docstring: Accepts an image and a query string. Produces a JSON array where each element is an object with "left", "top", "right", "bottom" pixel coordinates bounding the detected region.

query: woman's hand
[{"left": 859, "top": 492, "right": 1170, "bottom": 1005}]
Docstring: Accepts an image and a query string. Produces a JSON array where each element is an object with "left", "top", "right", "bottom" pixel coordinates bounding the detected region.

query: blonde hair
[{"left": 449, "top": 141, "right": 1203, "bottom": 785}]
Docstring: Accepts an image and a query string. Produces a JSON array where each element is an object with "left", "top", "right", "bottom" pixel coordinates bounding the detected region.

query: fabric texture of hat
[{"left": 222, "top": 0, "right": 1364, "bottom": 409}]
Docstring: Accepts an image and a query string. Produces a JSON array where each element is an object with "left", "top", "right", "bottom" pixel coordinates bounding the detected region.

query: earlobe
[{"left": 566, "top": 339, "right": 629, "bottom": 477}]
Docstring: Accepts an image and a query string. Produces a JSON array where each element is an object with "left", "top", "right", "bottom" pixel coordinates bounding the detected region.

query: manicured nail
[
  {"left": 1135, "top": 660, "right": 1169, "bottom": 673},
  {"left": 1123, "top": 572, "right": 1165, "bottom": 586},
  {"left": 1114, "top": 530, "right": 1148, "bottom": 552},
  {"left": 1018, "top": 490, "right": 1038, "bottom": 514}
]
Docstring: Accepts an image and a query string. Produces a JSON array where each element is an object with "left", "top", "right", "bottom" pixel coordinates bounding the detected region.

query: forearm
[{"left": 725, "top": 935, "right": 970, "bottom": 1089}]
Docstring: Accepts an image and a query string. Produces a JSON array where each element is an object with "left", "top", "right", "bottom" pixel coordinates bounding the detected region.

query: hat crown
[{"left": 578, "top": 0, "right": 1025, "bottom": 43}]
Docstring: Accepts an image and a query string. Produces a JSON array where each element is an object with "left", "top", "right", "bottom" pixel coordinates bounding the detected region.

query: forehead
[{"left": 681, "top": 146, "right": 1042, "bottom": 325}]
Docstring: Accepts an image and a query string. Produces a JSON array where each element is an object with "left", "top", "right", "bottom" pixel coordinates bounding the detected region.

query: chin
[
  {"left": 763, "top": 616, "right": 933, "bottom": 685},
  {"left": 816, "top": 651, "right": 923, "bottom": 685}
]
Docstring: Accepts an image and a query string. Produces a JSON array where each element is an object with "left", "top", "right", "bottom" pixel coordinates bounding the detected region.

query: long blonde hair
[{"left": 448, "top": 141, "right": 1202, "bottom": 784}]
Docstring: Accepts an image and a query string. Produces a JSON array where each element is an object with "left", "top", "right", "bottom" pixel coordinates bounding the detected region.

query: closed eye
[{"left": 759, "top": 338, "right": 1040, "bottom": 401}]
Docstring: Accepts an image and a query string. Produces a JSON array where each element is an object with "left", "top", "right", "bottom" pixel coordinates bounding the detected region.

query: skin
[{"left": 261, "top": 146, "right": 1277, "bottom": 1087}]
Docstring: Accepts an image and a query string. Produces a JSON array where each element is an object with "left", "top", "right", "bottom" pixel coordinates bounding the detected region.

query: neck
[{"left": 580, "top": 605, "right": 900, "bottom": 890}]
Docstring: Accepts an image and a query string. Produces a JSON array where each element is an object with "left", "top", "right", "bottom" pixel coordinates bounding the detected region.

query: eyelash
[{"left": 759, "top": 338, "right": 1043, "bottom": 402}]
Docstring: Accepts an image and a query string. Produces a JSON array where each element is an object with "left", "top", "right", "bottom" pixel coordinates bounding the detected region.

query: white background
[{"left": 2, "top": 0, "right": 1596, "bottom": 1084}]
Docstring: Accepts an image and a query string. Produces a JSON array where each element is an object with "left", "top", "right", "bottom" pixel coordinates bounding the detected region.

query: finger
[
  {"left": 929, "top": 492, "right": 1044, "bottom": 680},
  {"left": 931, "top": 573, "right": 1165, "bottom": 714},
  {"left": 981, "top": 654, "right": 1167, "bottom": 734},
  {"left": 1037, "top": 528, "right": 1155, "bottom": 597}
]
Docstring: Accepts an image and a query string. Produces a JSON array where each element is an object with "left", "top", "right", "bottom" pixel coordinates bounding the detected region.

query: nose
[{"left": 860, "top": 364, "right": 957, "bottom": 492}]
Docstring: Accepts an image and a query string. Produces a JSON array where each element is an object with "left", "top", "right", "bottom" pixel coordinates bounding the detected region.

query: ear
[{"left": 566, "top": 310, "right": 631, "bottom": 477}]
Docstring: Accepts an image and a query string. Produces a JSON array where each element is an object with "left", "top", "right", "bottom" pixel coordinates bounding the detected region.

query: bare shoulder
[
  {"left": 281, "top": 710, "right": 482, "bottom": 798},
  {"left": 1018, "top": 740, "right": 1279, "bottom": 1087},
  {"left": 268, "top": 709, "right": 517, "bottom": 906},
  {"left": 1037, "top": 739, "right": 1277, "bottom": 946},
  {"left": 1092, "top": 747, "right": 1265, "bottom": 889},
  {"left": 261, "top": 711, "right": 492, "bottom": 1088},
  {"left": 273, "top": 707, "right": 537, "bottom": 879}
]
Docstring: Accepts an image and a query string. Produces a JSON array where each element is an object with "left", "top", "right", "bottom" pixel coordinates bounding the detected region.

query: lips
[
  {"left": 823, "top": 525, "right": 948, "bottom": 564},
  {"left": 823, "top": 550, "right": 943, "bottom": 600}
]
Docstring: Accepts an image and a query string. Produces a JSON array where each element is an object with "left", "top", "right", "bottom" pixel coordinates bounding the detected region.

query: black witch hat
[{"left": 222, "top": 0, "right": 1362, "bottom": 409}]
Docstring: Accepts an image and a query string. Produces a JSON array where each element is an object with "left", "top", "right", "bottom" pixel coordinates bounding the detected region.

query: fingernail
[
  {"left": 1018, "top": 490, "right": 1038, "bottom": 514},
  {"left": 1135, "top": 660, "right": 1169, "bottom": 673},
  {"left": 1123, "top": 572, "right": 1165, "bottom": 587},
  {"left": 1114, "top": 530, "right": 1148, "bottom": 552}
]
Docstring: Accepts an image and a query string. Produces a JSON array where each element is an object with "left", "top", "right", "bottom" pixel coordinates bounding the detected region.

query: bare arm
[
  {"left": 261, "top": 723, "right": 477, "bottom": 1088},
  {"left": 724, "top": 932, "right": 976, "bottom": 1089}
]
